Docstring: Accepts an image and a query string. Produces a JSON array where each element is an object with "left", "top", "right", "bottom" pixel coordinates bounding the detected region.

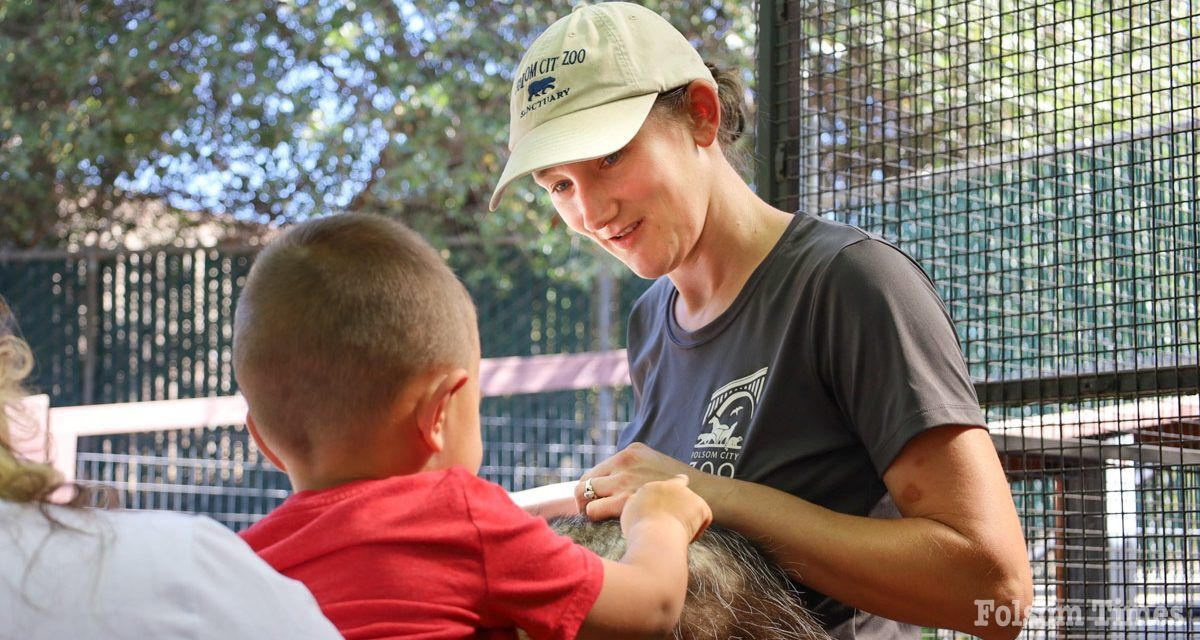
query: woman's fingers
[
  {"left": 575, "top": 473, "right": 605, "bottom": 512},
  {"left": 575, "top": 473, "right": 625, "bottom": 513},
  {"left": 575, "top": 443, "right": 684, "bottom": 514},
  {"left": 584, "top": 492, "right": 627, "bottom": 521}
]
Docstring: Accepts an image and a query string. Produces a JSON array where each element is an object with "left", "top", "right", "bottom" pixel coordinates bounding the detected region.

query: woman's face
[{"left": 533, "top": 116, "right": 708, "bottom": 279}]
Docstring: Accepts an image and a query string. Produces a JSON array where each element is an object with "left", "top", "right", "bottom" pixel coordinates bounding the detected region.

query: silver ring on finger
[{"left": 583, "top": 477, "right": 598, "bottom": 501}]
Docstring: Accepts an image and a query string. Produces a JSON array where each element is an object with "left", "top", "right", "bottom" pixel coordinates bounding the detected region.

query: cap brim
[{"left": 488, "top": 92, "right": 658, "bottom": 211}]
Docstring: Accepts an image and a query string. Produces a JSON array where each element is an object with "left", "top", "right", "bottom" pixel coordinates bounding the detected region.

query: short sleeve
[
  {"left": 462, "top": 476, "right": 604, "bottom": 640},
  {"left": 186, "top": 516, "right": 343, "bottom": 639},
  {"left": 814, "top": 239, "right": 986, "bottom": 473}
]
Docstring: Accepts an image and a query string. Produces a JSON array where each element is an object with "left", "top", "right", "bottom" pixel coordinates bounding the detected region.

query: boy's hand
[
  {"left": 576, "top": 442, "right": 701, "bottom": 520},
  {"left": 620, "top": 475, "right": 712, "bottom": 543},
  {"left": 579, "top": 475, "right": 711, "bottom": 639}
]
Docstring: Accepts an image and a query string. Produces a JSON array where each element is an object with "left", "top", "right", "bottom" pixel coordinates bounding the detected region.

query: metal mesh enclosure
[
  {"left": 0, "top": 248, "right": 255, "bottom": 406},
  {"left": 0, "top": 246, "right": 650, "bottom": 529},
  {"left": 2, "top": 3, "right": 1195, "bottom": 633},
  {"left": 762, "top": 0, "right": 1199, "bottom": 635},
  {"left": 76, "top": 426, "right": 286, "bottom": 530},
  {"left": 0, "top": 247, "right": 645, "bottom": 403}
]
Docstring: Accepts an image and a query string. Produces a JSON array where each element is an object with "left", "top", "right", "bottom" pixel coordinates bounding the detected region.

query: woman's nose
[{"left": 577, "top": 187, "right": 613, "bottom": 234}]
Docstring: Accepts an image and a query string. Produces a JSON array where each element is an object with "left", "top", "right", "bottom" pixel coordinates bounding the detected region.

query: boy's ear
[
  {"left": 686, "top": 79, "right": 721, "bottom": 148},
  {"left": 245, "top": 412, "right": 287, "bottom": 472},
  {"left": 414, "top": 368, "right": 470, "bottom": 454}
]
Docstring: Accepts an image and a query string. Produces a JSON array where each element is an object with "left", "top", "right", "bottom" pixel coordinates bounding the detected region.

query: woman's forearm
[{"left": 694, "top": 474, "right": 1029, "bottom": 640}]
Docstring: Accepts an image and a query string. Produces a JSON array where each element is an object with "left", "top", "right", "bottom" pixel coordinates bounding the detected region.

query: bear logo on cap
[{"left": 527, "top": 76, "right": 557, "bottom": 101}]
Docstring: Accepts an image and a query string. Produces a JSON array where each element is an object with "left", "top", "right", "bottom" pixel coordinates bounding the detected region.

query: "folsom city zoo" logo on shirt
[{"left": 689, "top": 367, "right": 767, "bottom": 478}]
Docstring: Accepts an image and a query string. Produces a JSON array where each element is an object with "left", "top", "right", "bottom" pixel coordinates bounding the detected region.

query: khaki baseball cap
[{"left": 488, "top": 2, "right": 715, "bottom": 211}]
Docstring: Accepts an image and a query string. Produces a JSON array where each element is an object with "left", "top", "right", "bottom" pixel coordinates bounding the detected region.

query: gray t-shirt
[{"left": 621, "top": 211, "right": 986, "bottom": 639}]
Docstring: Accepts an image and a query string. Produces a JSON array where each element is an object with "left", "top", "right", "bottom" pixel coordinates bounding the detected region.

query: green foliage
[
  {"left": 0, "top": 0, "right": 756, "bottom": 279},
  {"left": 801, "top": 0, "right": 1198, "bottom": 184}
]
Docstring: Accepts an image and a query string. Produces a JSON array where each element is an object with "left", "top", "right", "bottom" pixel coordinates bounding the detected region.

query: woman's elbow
[
  {"left": 971, "top": 565, "right": 1034, "bottom": 640},
  {"left": 995, "top": 550, "right": 1034, "bottom": 618}
]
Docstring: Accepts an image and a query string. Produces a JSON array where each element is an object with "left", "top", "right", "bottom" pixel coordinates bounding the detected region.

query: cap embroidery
[
  {"left": 520, "top": 85, "right": 571, "bottom": 118},
  {"left": 514, "top": 48, "right": 588, "bottom": 119},
  {"left": 491, "top": 3, "right": 714, "bottom": 211},
  {"left": 528, "top": 76, "right": 557, "bottom": 101}
]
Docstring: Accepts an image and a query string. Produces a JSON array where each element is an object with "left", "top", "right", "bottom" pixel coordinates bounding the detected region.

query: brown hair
[
  {"left": 651, "top": 61, "right": 750, "bottom": 174},
  {"left": 0, "top": 300, "right": 97, "bottom": 509},
  {"left": 233, "top": 214, "right": 477, "bottom": 459}
]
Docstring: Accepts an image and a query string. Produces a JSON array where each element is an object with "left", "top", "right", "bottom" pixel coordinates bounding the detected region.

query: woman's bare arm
[{"left": 578, "top": 427, "right": 1033, "bottom": 640}]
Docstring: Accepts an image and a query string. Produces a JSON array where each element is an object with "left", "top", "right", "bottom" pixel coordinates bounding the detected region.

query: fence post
[
  {"left": 82, "top": 252, "right": 99, "bottom": 405},
  {"left": 596, "top": 266, "right": 615, "bottom": 435},
  {"left": 754, "top": 0, "right": 779, "bottom": 205},
  {"left": 1061, "top": 466, "right": 1109, "bottom": 629}
]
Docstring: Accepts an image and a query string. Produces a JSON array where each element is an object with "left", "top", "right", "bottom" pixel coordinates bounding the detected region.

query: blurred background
[
  {"left": 2, "top": 1, "right": 1198, "bottom": 637},
  {"left": 0, "top": 0, "right": 756, "bottom": 503}
]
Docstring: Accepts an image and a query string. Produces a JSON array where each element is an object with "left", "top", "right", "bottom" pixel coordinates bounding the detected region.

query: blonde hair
[
  {"left": 233, "top": 214, "right": 477, "bottom": 459},
  {"left": 0, "top": 301, "right": 92, "bottom": 508}
]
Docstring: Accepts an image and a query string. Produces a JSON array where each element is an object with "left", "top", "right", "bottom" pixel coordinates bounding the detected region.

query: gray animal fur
[{"left": 541, "top": 515, "right": 833, "bottom": 640}]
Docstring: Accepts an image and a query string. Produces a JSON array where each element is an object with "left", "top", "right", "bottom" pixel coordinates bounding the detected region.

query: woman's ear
[{"left": 686, "top": 79, "right": 721, "bottom": 147}]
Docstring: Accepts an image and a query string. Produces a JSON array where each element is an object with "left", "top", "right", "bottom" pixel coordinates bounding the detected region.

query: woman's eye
[
  {"left": 601, "top": 151, "right": 621, "bottom": 167},
  {"left": 551, "top": 180, "right": 571, "bottom": 193}
]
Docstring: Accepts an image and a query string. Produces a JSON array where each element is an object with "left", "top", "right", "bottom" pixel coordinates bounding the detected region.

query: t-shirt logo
[{"left": 690, "top": 367, "right": 768, "bottom": 477}]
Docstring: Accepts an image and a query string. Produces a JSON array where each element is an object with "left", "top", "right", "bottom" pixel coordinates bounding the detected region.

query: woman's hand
[{"left": 575, "top": 443, "right": 700, "bottom": 520}]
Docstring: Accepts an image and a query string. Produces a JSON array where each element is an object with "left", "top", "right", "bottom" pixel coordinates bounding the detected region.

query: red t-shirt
[{"left": 240, "top": 467, "right": 604, "bottom": 640}]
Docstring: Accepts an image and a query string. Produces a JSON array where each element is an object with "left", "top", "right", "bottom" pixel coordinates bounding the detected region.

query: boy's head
[{"left": 233, "top": 214, "right": 482, "bottom": 484}]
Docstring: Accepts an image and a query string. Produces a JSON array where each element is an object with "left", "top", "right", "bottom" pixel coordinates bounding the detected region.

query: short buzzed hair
[{"left": 233, "top": 214, "right": 476, "bottom": 457}]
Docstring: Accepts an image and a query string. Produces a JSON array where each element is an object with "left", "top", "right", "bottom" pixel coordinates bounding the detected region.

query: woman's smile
[{"left": 605, "top": 220, "right": 642, "bottom": 248}]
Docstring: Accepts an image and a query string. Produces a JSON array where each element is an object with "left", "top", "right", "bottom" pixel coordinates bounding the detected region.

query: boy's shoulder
[
  {"left": 240, "top": 467, "right": 529, "bottom": 545},
  {"left": 234, "top": 470, "right": 601, "bottom": 639},
  {"left": 442, "top": 467, "right": 552, "bottom": 528}
]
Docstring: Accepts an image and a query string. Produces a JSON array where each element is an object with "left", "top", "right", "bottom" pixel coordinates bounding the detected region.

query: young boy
[{"left": 234, "top": 214, "right": 712, "bottom": 640}]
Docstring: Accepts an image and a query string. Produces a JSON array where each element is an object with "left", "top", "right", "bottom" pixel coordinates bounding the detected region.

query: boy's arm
[
  {"left": 576, "top": 476, "right": 711, "bottom": 640},
  {"left": 508, "top": 481, "right": 580, "bottom": 519},
  {"left": 577, "top": 518, "right": 690, "bottom": 639}
]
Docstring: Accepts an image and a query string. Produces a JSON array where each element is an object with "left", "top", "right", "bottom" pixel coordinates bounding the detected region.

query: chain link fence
[
  {"left": 0, "top": 244, "right": 651, "bottom": 527},
  {"left": 3, "top": 1, "right": 1199, "bottom": 636},
  {"left": 763, "top": 0, "right": 1199, "bottom": 636}
]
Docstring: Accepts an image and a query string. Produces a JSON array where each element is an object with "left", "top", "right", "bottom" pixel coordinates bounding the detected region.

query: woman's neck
[{"left": 668, "top": 169, "right": 793, "bottom": 332}]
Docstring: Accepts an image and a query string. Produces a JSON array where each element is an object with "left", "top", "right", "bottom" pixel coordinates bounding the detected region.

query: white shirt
[{"left": 0, "top": 500, "right": 342, "bottom": 639}]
